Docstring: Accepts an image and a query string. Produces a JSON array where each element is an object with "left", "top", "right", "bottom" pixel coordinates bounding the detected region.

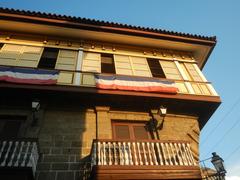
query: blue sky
[{"left": 1, "top": 0, "right": 240, "bottom": 177}]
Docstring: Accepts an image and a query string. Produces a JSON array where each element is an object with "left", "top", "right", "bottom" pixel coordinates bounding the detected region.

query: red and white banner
[{"left": 95, "top": 74, "right": 178, "bottom": 94}]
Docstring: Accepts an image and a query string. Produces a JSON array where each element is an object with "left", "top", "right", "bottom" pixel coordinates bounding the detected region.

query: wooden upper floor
[{"left": 0, "top": 35, "right": 219, "bottom": 97}]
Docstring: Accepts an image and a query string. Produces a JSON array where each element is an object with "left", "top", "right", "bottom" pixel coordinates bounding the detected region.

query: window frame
[
  {"left": 112, "top": 120, "right": 152, "bottom": 140},
  {"left": 101, "top": 53, "right": 116, "bottom": 74},
  {"left": 38, "top": 47, "right": 59, "bottom": 69},
  {"left": 147, "top": 58, "right": 166, "bottom": 78}
]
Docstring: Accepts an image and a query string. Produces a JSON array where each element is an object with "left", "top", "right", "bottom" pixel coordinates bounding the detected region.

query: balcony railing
[
  {"left": 90, "top": 139, "right": 197, "bottom": 167},
  {"left": 0, "top": 138, "right": 39, "bottom": 177},
  {"left": 202, "top": 174, "right": 225, "bottom": 180},
  {"left": 58, "top": 69, "right": 218, "bottom": 96}
]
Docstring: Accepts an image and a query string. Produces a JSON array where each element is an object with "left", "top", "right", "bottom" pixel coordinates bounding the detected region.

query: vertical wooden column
[
  {"left": 74, "top": 48, "right": 83, "bottom": 86},
  {"left": 95, "top": 106, "right": 111, "bottom": 139}
]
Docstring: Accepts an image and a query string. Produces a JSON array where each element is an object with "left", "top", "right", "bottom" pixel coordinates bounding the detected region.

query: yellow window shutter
[
  {"left": 57, "top": 72, "right": 74, "bottom": 84},
  {"left": 184, "top": 63, "right": 203, "bottom": 82},
  {"left": 18, "top": 46, "right": 44, "bottom": 67},
  {"left": 82, "top": 52, "right": 101, "bottom": 73},
  {"left": 130, "top": 56, "right": 152, "bottom": 77},
  {"left": 1, "top": 44, "right": 23, "bottom": 52},
  {"left": 160, "top": 60, "right": 183, "bottom": 80},
  {"left": 175, "top": 82, "right": 188, "bottom": 93},
  {"left": 55, "top": 50, "right": 78, "bottom": 70},
  {"left": 114, "top": 54, "right": 133, "bottom": 75},
  {"left": 0, "top": 44, "right": 23, "bottom": 66}
]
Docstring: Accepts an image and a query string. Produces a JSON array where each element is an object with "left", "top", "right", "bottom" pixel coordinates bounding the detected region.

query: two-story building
[{"left": 0, "top": 8, "right": 221, "bottom": 180}]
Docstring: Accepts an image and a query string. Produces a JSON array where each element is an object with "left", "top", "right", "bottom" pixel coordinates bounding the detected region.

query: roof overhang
[{"left": 0, "top": 11, "right": 216, "bottom": 69}]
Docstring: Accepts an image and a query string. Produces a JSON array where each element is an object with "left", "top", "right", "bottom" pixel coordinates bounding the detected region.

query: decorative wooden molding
[{"left": 95, "top": 106, "right": 110, "bottom": 112}]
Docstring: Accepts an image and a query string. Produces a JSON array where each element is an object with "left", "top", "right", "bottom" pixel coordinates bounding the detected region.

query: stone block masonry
[{"left": 36, "top": 109, "right": 96, "bottom": 180}]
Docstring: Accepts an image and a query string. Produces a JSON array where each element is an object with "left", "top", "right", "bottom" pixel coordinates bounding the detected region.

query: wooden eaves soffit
[{"left": 0, "top": 7, "right": 216, "bottom": 69}]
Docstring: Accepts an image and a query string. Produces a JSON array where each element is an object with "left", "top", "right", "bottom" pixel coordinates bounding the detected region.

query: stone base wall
[
  {"left": 36, "top": 109, "right": 96, "bottom": 180},
  {"left": 1, "top": 106, "right": 199, "bottom": 180}
]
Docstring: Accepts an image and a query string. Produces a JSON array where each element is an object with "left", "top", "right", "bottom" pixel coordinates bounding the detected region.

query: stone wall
[{"left": 36, "top": 108, "right": 96, "bottom": 180}]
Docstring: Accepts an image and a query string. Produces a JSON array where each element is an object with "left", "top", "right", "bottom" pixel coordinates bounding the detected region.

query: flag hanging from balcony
[
  {"left": 0, "top": 66, "right": 59, "bottom": 85},
  {"left": 95, "top": 74, "right": 178, "bottom": 94}
]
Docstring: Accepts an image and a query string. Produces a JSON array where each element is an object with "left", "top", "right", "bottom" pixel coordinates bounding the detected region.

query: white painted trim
[
  {"left": 174, "top": 61, "right": 187, "bottom": 80},
  {"left": 74, "top": 48, "right": 83, "bottom": 85},
  {"left": 193, "top": 64, "right": 207, "bottom": 82},
  {"left": 185, "top": 82, "right": 195, "bottom": 94},
  {"left": 174, "top": 61, "right": 195, "bottom": 94},
  {"left": 207, "top": 84, "right": 219, "bottom": 96}
]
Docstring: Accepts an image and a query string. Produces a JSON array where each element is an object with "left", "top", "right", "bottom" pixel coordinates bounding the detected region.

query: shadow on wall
[
  {"left": 34, "top": 94, "right": 95, "bottom": 180},
  {"left": 0, "top": 88, "right": 97, "bottom": 180}
]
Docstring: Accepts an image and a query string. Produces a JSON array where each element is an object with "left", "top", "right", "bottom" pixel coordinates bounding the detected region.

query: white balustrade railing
[
  {"left": 91, "top": 140, "right": 196, "bottom": 167},
  {"left": 0, "top": 139, "right": 39, "bottom": 176}
]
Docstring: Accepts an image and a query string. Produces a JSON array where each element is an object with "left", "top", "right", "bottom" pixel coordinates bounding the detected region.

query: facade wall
[{"left": 31, "top": 107, "right": 199, "bottom": 180}]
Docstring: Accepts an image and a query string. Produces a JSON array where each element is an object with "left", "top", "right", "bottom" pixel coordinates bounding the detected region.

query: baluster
[
  {"left": 30, "top": 143, "right": 38, "bottom": 176},
  {"left": 165, "top": 143, "right": 173, "bottom": 165},
  {"left": 32, "top": 142, "right": 39, "bottom": 163},
  {"left": 102, "top": 142, "right": 106, "bottom": 165},
  {"left": 155, "top": 142, "right": 163, "bottom": 165},
  {"left": 151, "top": 143, "right": 158, "bottom": 165},
  {"left": 147, "top": 142, "right": 153, "bottom": 165},
  {"left": 160, "top": 143, "right": 168, "bottom": 165},
  {"left": 137, "top": 142, "right": 143, "bottom": 165},
  {"left": 123, "top": 142, "right": 129, "bottom": 165},
  {"left": 8, "top": 141, "right": 19, "bottom": 166},
  {"left": 0, "top": 141, "right": 7, "bottom": 158},
  {"left": 108, "top": 142, "right": 112, "bottom": 165},
  {"left": 178, "top": 143, "right": 188, "bottom": 165},
  {"left": 142, "top": 142, "right": 148, "bottom": 165},
  {"left": 21, "top": 142, "right": 30, "bottom": 167},
  {"left": 174, "top": 143, "right": 183, "bottom": 165},
  {"left": 128, "top": 142, "right": 133, "bottom": 165},
  {"left": 94, "top": 142, "right": 97, "bottom": 165},
  {"left": 187, "top": 143, "right": 196, "bottom": 165},
  {"left": 169, "top": 143, "right": 178, "bottom": 165},
  {"left": 97, "top": 142, "right": 101, "bottom": 165},
  {"left": 185, "top": 143, "right": 195, "bottom": 165},
  {"left": 118, "top": 142, "right": 123, "bottom": 165},
  {"left": 113, "top": 142, "right": 117, "bottom": 165},
  {"left": 14, "top": 141, "right": 24, "bottom": 167},
  {"left": 132, "top": 142, "right": 138, "bottom": 165},
  {"left": 27, "top": 143, "right": 33, "bottom": 167},
  {"left": 92, "top": 142, "right": 97, "bottom": 165},
  {"left": 1, "top": 141, "right": 13, "bottom": 166},
  {"left": 182, "top": 143, "right": 191, "bottom": 166},
  {"left": 101, "top": 142, "right": 104, "bottom": 165}
]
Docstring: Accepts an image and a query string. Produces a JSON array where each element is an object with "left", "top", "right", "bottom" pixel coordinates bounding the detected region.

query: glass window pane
[
  {"left": 115, "top": 125, "right": 130, "bottom": 139},
  {"left": 133, "top": 125, "right": 149, "bottom": 140}
]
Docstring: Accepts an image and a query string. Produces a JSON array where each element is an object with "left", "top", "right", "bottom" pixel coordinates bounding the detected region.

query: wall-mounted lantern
[
  {"left": 211, "top": 152, "right": 227, "bottom": 176},
  {"left": 149, "top": 106, "right": 167, "bottom": 139},
  {"left": 31, "top": 100, "right": 40, "bottom": 126},
  {"left": 159, "top": 106, "right": 167, "bottom": 116}
]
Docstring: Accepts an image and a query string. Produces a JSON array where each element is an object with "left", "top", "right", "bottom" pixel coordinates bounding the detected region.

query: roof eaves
[{"left": 0, "top": 7, "right": 217, "bottom": 42}]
